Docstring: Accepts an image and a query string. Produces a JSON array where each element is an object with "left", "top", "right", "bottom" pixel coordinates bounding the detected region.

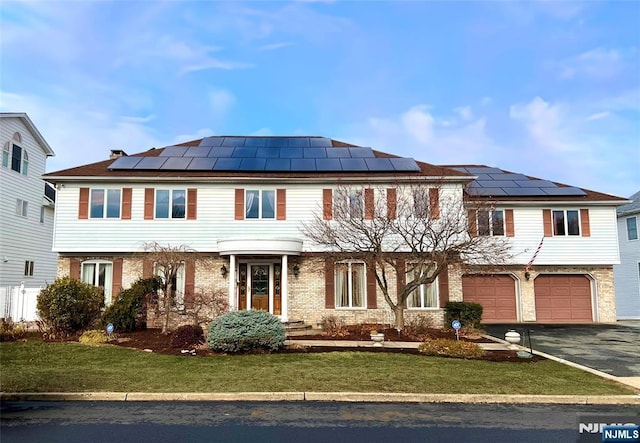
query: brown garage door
[
  {"left": 534, "top": 275, "right": 592, "bottom": 322},
  {"left": 462, "top": 275, "right": 517, "bottom": 323}
]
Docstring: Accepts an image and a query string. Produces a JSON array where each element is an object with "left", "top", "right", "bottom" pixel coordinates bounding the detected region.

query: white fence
[{"left": 0, "top": 285, "right": 41, "bottom": 322}]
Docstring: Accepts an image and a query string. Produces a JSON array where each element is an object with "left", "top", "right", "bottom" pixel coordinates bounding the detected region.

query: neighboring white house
[
  {"left": 43, "top": 136, "right": 627, "bottom": 327},
  {"left": 0, "top": 113, "right": 56, "bottom": 321},
  {"left": 614, "top": 191, "right": 640, "bottom": 319}
]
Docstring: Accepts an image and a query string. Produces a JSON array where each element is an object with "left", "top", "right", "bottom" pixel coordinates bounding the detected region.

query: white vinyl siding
[{"left": 0, "top": 116, "right": 57, "bottom": 288}]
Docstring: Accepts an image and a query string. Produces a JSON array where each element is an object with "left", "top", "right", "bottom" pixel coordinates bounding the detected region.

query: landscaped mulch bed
[{"left": 109, "top": 327, "right": 544, "bottom": 363}]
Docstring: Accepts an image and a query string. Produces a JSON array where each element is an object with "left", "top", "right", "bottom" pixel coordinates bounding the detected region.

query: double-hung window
[
  {"left": 81, "top": 260, "right": 113, "bottom": 305},
  {"left": 627, "top": 217, "right": 638, "bottom": 241},
  {"left": 477, "top": 209, "right": 505, "bottom": 236},
  {"left": 24, "top": 260, "right": 34, "bottom": 277},
  {"left": 156, "top": 189, "right": 186, "bottom": 219},
  {"left": 348, "top": 190, "right": 364, "bottom": 219},
  {"left": 16, "top": 199, "right": 28, "bottom": 217},
  {"left": 2, "top": 134, "right": 28, "bottom": 175},
  {"left": 406, "top": 265, "right": 438, "bottom": 308},
  {"left": 552, "top": 210, "right": 580, "bottom": 236},
  {"left": 335, "top": 262, "right": 365, "bottom": 308},
  {"left": 245, "top": 190, "right": 275, "bottom": 219},
  {"left": 155, "top": 263, "right": 185, "bottom": 309},
  {"left": 90, "top": 189, "right": 121, "bottom": 218}
]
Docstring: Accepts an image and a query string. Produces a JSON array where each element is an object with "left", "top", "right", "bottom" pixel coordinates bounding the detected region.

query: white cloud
[
  {"left": 172, "top": 128, "right": 214, "bottom": 145},
  {"left": 401, "top": 106, "right": 435, "bottom": 144},
  {"left": 557, "top": 47, "right": 626, "bottom": 80},
  {"left": 209, "top": 88, "right": 236, "bottom": 116},
  {"left": 258, "top": 42, "right": 294, "bottom": 51},
  {"left": 509, "top": 96, "right": 571, "bottom": 151},
  {"left": 586, "top": 111, "right": 611, "bottom": 121}
]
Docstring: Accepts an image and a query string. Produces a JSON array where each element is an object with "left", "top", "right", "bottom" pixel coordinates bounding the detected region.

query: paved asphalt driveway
[{"left": 484, "top": 322, "right": 640, "bottom": 377}]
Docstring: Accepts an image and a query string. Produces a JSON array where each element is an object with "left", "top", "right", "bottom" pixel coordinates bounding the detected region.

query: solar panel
[
  {"left": 187, "top": 157, "right": 217, "bottom": 170},
  {"left": 475, "top": 180, "right": 520, "bottom": 188},
  {"left": 503, "top": 187, "right": 547, "bottom": 196},
  {"left": 465, "top": 167, "right": 503, "bottom": 174},
  {"left": 160, "top": 146, "right": 189, "bottom": 157},
  {"left": 109, "top": 157, "right": 142, "bottom": 169},
  {"left": 243, "top": 137, "right": 268, "bottom": 147},
  {"left": 256, "top": 147, "right": 281, "bottom": 158},
  {"left": 309, "top": 137, "right": 332, "bottom": 147},
  {"left": 326, "top": 148, "right": 350, "bottom": 158},
  {"left": 389, "top": 158, "right": 420, "bottom": 171},
  {"left": 207, "top": 147, "right": 235, "bottom": 158},
  {"left": 232, "top": 147, "right": 258, "bottom": 158},
  {"left": 266, "top": 137, "right": 289, "bottom": 147},
  {"left": 199, "top": 137, "right": 223, "bottom": 147},
  {"left": 365, "top": 158, "right": 395, "bottom": 171},
  {"left": 184, "top": 147, "right": 212, "bottom": 157},
  {"left": 348, "top": 147, "right": 374, "bottom": 158},
  {"left": 543, "top": 187, "right": 587, "bottom": 196},
  {"left": 340, "top": 158, "right": 368, "bottom": 171},
  {"left": 291, "top": 158, "right": 316, "bottom": 171},
  {"left": 160, "top": 157, "right": 192, "bottom": 170},
  {"left": 212, "top": 158, "right": 242, "bottom": 170},
  {"left": 489, "top": 173, "right": 529, "bottom": 181},
  {"left": 467, "top": 187, "right": 508, "bottom": 196},
  {"left": 222, "top": 137, "right": 246, "bottom": 147},
  {"left": 514, "top": 180, "right": 557, "bottom": 188},
  {"left": 134, "top": 157, "right": 167, "bottom": 169},
  {"left": 288, "top": 138, "right": 311, "bottom": 147},
  {"left": 279, "top": 147, "right": 303, "bottom": 158},
  {"left": 303, "top": 148, "right": 327, "bottom": 158},
  {"left": 316, "top": 158, "right": 343, "bottom": 171},
  {"left": 240, "top": 158, "right": 267, "bottom": 171},
  {"left": 265, "top": 158, "right": 291, "bottom": 171}
]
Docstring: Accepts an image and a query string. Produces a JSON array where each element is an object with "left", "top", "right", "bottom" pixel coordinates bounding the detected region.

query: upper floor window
[
  {"left": 627, "top": 216, "right": 638, "bottom": 241},
  {"left": 348, "top": 190, "right": 364, "bottom": 219},
  {"left": 16, "top": 199, "right": 28, "bottom": 217},
  {"left": 2, "top": 138, "right": 28, "bottom": 175},
  {"left": 246, "top": 189, "right": 275, "bottom": 219},
  {"left": 335, "top": 261, "right": 365, "bottom": 308},
  {"left": 40, "top": 206, "right": 45, "bottom": 223},
  {"left": 553, "top": 210, "right": 580, "bottom": 236},
  {"left": 413, "top": 188, "right": 430, "bottom": 219},
  {"left": 477, "top": 209, "right": 505, "bottom": 236},
  {"left": 24, "top": 260, "right": 34, "bottom": 277},
  {"left": 156, "top": 189, "right": 185, "bottom": 219},
  {"left": 81, "top": 260, "right": 113, "bottom": 305},
  {"left": 90, "top": 189, "right": 121, "bottom": 218},
  {"left": 406, "top": 265, "right": 438, "bottom": 309}
]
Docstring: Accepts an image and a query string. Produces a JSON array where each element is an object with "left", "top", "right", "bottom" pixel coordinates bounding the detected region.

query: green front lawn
[{"left": 0, "top": 342, "right": 633, "bottom": 395}]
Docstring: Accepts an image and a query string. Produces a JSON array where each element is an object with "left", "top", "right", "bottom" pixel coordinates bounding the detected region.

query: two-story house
[
  {"left": 613, "top": 191, "right": 640, "bottom": 319},
  {"left": 0, "top": 113, "right": 57, "bottom": 321},
  {"left": 43, "top": 136, "right": 626, "bottom": 327}
]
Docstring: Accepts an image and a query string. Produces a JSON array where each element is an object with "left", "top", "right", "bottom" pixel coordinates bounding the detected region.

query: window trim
[
  {"left": 405, "top": 264, "right": 439, "bottom": 309},
  {"left": 626, "top": 216, "right": 638, "bottom": 241},
  {"left": 155, "top": 189, "right": 187, "bottom": 219},
  {"left": 245, "top": 189, "right": 277, "bottom": 220},
  {"left": 154, "top": 262, "right": 186, "bottom": 310},
  {"left": 334, "top": 261, "right": 366, "bottom": 309},
  {"left": 81, "top": 260, "right": 114, "bottom": 306},
  {"left": 24, "top": 260, "right": 34, "bottom": 277},
  {"left": 552, "top": 209, "right": 581, "bottom": 236},
  {"left": 16, "top": 198, "right": 28, "bottom": 217},
  {"left": 89, "top": 188, "right": 123, "bottom": 219}
]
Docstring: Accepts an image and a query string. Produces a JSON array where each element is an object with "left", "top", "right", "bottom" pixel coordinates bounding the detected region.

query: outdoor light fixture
[
  {"left": 293, "top": 264, "right": 300, "bottom": 278},
  {"left": 524, "top": 271, "right": 531, "bottom": 281},
  {"left": 220, "top": 264, "right": 227, "bottom": 278}
]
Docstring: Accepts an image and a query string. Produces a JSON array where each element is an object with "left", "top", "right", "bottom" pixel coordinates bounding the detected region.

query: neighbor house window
[
  {"left": 553, "top": 210, "right": 580, "bottom": 236},
  {"left": 156, "top": 189, "right": 186, "bottom": 219},
  {"left": 24, "top": 260, "right": 34, "bottom": 277},
  {"left": 7, "top": 144, "right": 28, "bottom": 175},
  {"left": 16, "top": 199, "right": 28, "bottom": 217},
  {"left": 477, "top": 209, "right": 505, "bottom": 236},
  {"left": 335, "top": 262, "right": 365, "bottom": 308},
  {"left": 627, "top": 217, "right": 638, "bottom": 241},
  {"left": 406, "top": 265, "right": 438, "bottom": 308},
  {"left": 245, "top": 190, "right": 275, "bottom": 219},
  {"left": 90, "top": 189, "right": 121, "bottom": 218},
  {"left": 81, "top": 260, "right": 113, "bottom": 305},
  {"left": 40, "top": 206, "right": 45, "bottom": 223},
  {"left": 155, "top": 263, "right": 185, "bottom": 309}
]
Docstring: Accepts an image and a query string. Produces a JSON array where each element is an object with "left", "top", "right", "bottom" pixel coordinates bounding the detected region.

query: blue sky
[{"left": 1, "top": 0, "right": 638, "bottom": 197}]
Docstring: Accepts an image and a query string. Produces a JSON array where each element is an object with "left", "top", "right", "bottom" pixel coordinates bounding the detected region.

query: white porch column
[
  {"left": 281, "top": 254, "right": 289, "bottom": 322},
  {"left": 228, "top": 254, "right": 236, "bottom": 311}
]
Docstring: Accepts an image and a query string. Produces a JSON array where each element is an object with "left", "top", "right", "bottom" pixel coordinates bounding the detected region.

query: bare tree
[
  {"left": 301, "top": 183, "right": 511, "bottom": 329},
  {"left": 186, "top": 286, "right": 230, "bottom": 329},
  {"left": 143, "top": 241, "right": 195, "bottom": 334}
]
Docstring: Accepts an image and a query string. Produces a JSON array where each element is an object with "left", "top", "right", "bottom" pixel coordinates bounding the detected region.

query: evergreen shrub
[{"left": 208, "top": 310, "right": 285, "bottom": 353}]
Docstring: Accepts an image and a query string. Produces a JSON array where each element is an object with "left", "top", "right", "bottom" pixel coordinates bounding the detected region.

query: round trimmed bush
[
  {"left": 208, "top": 310, "right": 285, "bottom": 353},
  {"left": 37, "top": 276, "right": 104, "bottom": 335}
]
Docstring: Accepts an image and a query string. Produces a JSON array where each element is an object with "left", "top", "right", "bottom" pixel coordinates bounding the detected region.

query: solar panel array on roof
[
  {"left": 452, "top": 166, "right": 587, "bottom": 197},
  {"left": 109, "top": 136, "right": 420, "bottom": 172}
]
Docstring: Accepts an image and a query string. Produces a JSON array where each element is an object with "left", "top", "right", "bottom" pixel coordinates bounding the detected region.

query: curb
[{"left": 2, "top": 392, "right": 639, "bottom": 405}]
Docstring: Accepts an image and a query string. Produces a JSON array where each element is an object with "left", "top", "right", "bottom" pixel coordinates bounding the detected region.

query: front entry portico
[{"left": 217, "top": 238, "right": 303, "bottom": 322}]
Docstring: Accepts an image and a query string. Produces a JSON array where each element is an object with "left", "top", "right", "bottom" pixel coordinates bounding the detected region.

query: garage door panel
[
  {"left": 462, "top": 275, "right": 517, "bottom": 323},
  {"left": 534, "top": 275, "right": 592, "bottom": 323}
]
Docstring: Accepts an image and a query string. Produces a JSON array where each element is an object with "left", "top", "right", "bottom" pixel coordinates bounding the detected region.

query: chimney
[{"left": 110, "top": 149, "right": 128, "bottom": 159}]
